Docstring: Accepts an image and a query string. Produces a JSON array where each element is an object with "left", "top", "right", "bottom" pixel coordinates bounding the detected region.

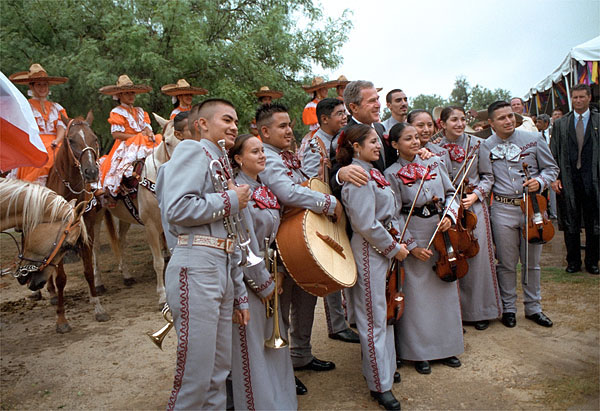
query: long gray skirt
[
  {"left": 349, "top": 234, "right": 396, "bottom": 393},
  {"left": 231, "top": 290, "right": 297, "bottom": 411},
  {"left": 397, "top": 216, "right": 464, "bottom": 361},
  {"left": 458, "top": 201, "right": 503, "bottom": 321}
]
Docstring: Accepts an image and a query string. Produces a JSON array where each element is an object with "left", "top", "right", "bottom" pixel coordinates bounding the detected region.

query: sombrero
[
  {"left": 302, "top": 77, "right": 331, "bottom": 93},
  {"left": 9, "top": 63, "right": 68, "bottom": 85},
  {"left": 161, "top": 79, "right": 208, "bottom": 96},
  {"left": 325, "top": 75, "right": 350, "bottom": 89},
  {"left": 253, "top": 86, "right": 283, "bottom": 100},
  {"left": 99, "top": 75, "right": 152, "bottom": 95}
]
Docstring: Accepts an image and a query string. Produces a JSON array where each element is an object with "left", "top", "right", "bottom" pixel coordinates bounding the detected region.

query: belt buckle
[
  {"left": 225, "top": 238, "right": 234, "bottom": 254},
  {"left": 422, "top": 206, "right": 431, "bottom": 217}
]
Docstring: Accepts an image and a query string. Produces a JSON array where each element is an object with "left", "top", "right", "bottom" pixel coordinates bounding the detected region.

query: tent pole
[
  {"left": 565, "top": 74, "right": 572, "bottom": 112},
  {"left": 551, "top": 85, "right": 556, "bottom": 111}
]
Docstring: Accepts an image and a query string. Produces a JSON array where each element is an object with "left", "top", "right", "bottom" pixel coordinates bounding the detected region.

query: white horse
[{"left": 93, "top": 114, "right": 181, "bottom": 306}]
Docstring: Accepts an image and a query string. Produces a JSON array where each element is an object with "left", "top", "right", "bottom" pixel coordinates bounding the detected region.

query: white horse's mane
[{"left": 0, "top": 178, "right": 87, "bottom": 242}]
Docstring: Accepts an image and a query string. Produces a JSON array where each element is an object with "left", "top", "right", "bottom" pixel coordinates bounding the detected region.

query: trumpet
[
  {"left": 146, "top": 303, "right": 173, "bottom": 350},
  {"left": 209, "top": 139, "right": 262, "bottom": 267},
  {"left": 264, "top": 238, "right": 288, "bottom": 349}
]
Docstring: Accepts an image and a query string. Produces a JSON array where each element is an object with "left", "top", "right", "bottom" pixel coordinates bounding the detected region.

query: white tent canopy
[{"left": 524, "top": 35, "right": 600, "bottom": 100}]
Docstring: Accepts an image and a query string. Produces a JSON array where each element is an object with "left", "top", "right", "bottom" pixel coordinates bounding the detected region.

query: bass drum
[{"left": 276, "top": 178, "right": 357, "bottom": 297}]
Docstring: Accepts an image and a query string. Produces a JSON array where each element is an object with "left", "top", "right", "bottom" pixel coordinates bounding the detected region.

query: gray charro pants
[
  {"left": 490, "top": 201, "right": 543, "bottom": 316},
  {"left": 324, "top": 291, "right": 349, "bottom": 335},
  {"left": 165, "top": 246, "right": 234, "bottom": 411},
  {"left": 280, "top": 273, "right": 317, "bottom": 368}
]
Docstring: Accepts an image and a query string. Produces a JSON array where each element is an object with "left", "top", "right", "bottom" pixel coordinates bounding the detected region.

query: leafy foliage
[
  {"left": 409, "top": 75, "right": 511, "bottom": 114},
  {"left": 0, "top": 0, "right": 351, "bottom": 150}
]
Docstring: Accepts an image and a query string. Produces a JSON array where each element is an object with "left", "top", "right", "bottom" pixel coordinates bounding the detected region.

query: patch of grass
[
  {"left": 542, "top": 266, "right": 600, "bottom": 285},
  {"left": 515, "top": 263, "right": 600, "bottom": 285},
  {"left": 536, "top": 371, "right": 600, "bottom": 410}
]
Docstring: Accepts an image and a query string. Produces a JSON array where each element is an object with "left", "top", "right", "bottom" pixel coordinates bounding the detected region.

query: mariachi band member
[
  {"left": 98, "top": 74, "right": 162, "bottom": 197},
  {"left": 156, "top": 99, "right": 251, "bottom": 410},
  {"left": 300, "top": 97, "right": 360, "bottom": 344},
  {"left": 480, "top": 101, "right": 559, "bottom": 328},
  {"left": 228, "top": 134, "right": 297, "bottom": 410},
  {"left": 256, "top": 103, "right": 342, "bottom": 395},
  {"left": 437, "top": 106, "right": 502, "bottom": 330},
  {"left": 407, "top": 109, "right": 452, "bottom": 175},
  {"left": 384, "top": 122, "right": 464, "bottom": 375},
  {"left": 161, "top": 78, "right": 208, "bottom": 120},
  {"left": 9, "top": 63, "right": 69, "bottom": 185},
  {"left": 338, "top": 124, "right": 408, "bottom": 410},
  {"left": 254, "top": 85, "right": 284, "bottom": 106}
]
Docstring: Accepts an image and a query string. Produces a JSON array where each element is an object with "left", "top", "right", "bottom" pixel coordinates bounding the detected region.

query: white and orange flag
[{"left": 0, "top": 71, "right": 47, "bottom": 171}]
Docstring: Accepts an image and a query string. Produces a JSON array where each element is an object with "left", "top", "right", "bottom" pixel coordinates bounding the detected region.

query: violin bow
[
  {"left": 398, "top": 165, "right": 430, "bottom": 243},
  {"left": 426, "top": 153, "right": 478, "bottom": 250},
  {"left": 522, "top": 162, "right": 530, "bottom": 286}
]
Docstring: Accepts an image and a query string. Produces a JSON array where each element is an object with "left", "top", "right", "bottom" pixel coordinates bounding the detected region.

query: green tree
[
  {"left": 468, "top": 85, "right": 511, "bottom": 111},
  {"left": 409, "top": 94, "right": 448, "bottom": 113},
  {"left": 449, "top": 75, "right": 470, "bottom": 107},
  {"left": 0, "top": 0, "right": 351, "bottom": 150}
]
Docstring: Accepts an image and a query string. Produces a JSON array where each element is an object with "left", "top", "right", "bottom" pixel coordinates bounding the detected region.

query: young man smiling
[{"left": 480, "top": 100, "right": 559, "bottom": 329}]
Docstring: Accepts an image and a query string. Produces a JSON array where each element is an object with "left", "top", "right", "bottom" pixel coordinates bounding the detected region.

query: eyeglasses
[{"left": 331, "top": 110, "right": 347, "bottom": 118}]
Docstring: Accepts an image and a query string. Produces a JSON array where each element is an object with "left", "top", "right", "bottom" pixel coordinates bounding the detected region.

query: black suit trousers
[{"left": 563, "top": 169, "right": 599, "bottom": 268}]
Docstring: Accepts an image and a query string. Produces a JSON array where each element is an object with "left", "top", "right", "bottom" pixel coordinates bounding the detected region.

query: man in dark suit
[
  {"left": 550, "top": 84, "right": 599, "bottom": 274},
  {"left": 329, "top": 80, "right": 397, "bottom": 197}
]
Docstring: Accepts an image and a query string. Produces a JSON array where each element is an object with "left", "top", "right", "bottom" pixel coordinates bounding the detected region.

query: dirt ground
[{"left": 1, "top": 223, "right": 598, "bottom": 410}]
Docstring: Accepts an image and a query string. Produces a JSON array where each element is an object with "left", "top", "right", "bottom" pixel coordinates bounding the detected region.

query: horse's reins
[
  {"left": 1, "top": 213, "right": 81, "bottom": 279},
  {"left": 52, "top": 119, "right": 100, "bottom": 195}
]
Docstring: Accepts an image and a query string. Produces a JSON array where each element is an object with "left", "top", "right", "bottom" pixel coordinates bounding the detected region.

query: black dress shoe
[
  {"left": 295, "top": 376, "right": 307, "bottom": 395},
  {"left": 370, "top": 390, "right": 401, "bottom": 410},
  {"left": 474, "top": 320, "right": 489, "bottom": 330},
  {"left": 525, "top": 312, "right": 553, "bottom": 327},
  {"left": 566, "top": 264, "right": 582, "bottom": 273},
  {"left": 415, "top": 361, "right": 431, "bottom": 374},
  {"left": 396, "top": 359, "right": 403, "bottom": 368},
  {"left": 328, "top": 328, "right": 360, "bottom": 343},
  {"left": 441, "top": 356, "right": 461, "bottom": 368},
  {"left": 293, "top": 357, "right": 336, "bottom": 372},
  {"left": 394, "top": 371, "right": 401, "bottom": 383},
  {"left": 586, "top": 265, "right": 599, "bottom": 275},
  {"left": 501, "top": 312, "right": 516, "bottom": 328}
]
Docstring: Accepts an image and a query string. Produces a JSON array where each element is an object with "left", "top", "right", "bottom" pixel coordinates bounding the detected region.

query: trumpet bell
[
  {"left": 146, "top": 322, "right": 173, "bottom": 350},
  {"left": 264, "top": 334, "right": 288, "bottom": 349}
]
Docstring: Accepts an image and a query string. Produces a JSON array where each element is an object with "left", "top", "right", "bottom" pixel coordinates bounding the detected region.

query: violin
[
  {"left": 456, "top": 181, "right": 479, "bottom": 258},
  {"left": 520, "top": 163, "right": 555, "bottom": 244},
  {"left": 385, "top": 165, "right": 431, "bottom": 324},
  {"left": 385, "top": 227, "right": 405, "bottom": 325},
  {"left": 430, "top": 197, "right": 469, "bottom": 282}
]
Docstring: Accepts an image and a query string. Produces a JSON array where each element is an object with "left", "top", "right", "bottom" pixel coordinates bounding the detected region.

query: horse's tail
[{"left": 103, "top": 211, "right": 121, "bottom": 261}]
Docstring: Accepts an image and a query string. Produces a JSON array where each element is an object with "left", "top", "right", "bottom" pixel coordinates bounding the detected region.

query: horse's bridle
[
  {"left": 52, "top": 119, "right": 100, "bottom": 195},
  {"left": 1, "top": 213, "right": 81, "bottom": 279}
]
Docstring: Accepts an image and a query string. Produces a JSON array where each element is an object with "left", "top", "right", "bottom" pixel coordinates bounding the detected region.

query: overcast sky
[{"left": 312, "top": 0, "right": 600, "bottom": 102}]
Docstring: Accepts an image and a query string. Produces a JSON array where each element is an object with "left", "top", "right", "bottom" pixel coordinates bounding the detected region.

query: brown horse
[
  {"left": 45, "top": 112, "right": 111, "bottom": 332},
  {"left": 0, "top": 178, "right": 87, "bottom": 331}
]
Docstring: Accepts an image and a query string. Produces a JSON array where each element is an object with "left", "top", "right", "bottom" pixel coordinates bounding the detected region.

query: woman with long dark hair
[
  {"left": 228, "top": 134, "right": 297, "bottom": 410},
  {"left": 384, "top": 122, "right": 464, "bottom": 375},
  {"left": 437, "top": 106, "right": 502, "bottom": 330},
  {"left": 338, "top": 124, "right": 409, "bottom": 410}
]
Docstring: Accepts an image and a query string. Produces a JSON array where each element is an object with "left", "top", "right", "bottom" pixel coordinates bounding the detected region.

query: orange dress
[
  {"left": 169, "top": 105, "right": 191, "bottom": 120},
  {"left": 302, "top": 98, "right": 320, "bottom": 131},
  {"left": 16, "top": 98, "right": 67, "bottom": 184},
  {"left": 99, "top": 104, "right": 162, "bottom": 196}
]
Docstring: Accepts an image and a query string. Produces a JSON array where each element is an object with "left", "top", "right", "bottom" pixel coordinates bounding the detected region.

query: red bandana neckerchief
[
  {"left": 252, "top": 185, "right": 280, "bottom": 210},
  {"left": 370, "top": 168, "right": 390, "bottom": 188},
  {"left": 442, "top": 143, "right": 466, "bottom": 163},
  {"left": 396, "top": 163, "right": 436, "bottom": 185},
  {"left": 280, "top": 150, "right": 302, "bottom": 170}
]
